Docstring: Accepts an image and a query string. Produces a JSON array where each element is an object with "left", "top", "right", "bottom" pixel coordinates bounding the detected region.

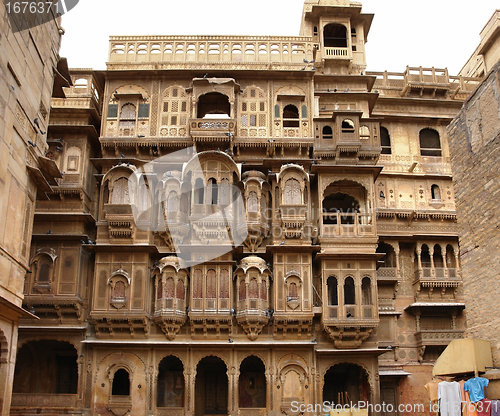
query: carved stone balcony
[
  {"left": 153, "top": 300, "right": 187, "bottom": 340},
  {"left": 321, "top": 305, "right": 379, "bottom": 349},
  {"left": 415, "top": 329, "right": 465, "bottom": 348},
  {"left": 189, "top": 117, "right": 236, "bottom": 141},
  {"left": 279, "top": 204, "right": 307, "bottom": 239},
  {"left": 236, "top": 304, "right": 270, "bottom": 341},
  {"left": 92, "top": 314, "right": 149, "bottom": 338},
  {"left": 244, "top": 211, "right": 270, "bottom": 252},
  {"left": 376, "top": 267, "right": 400, "bottom": 281},
  {"left": 413, "top": 267, "right": 461, "bottom": 300},
  {"left": 10, "top": 394, "right": 78, "bottom": 414},
  {"left": 107, "top": 395, "right": 132, "bottom": 416},
  {"left": 321, "top": 212, "right": 375, "bottom": 239},
  {"left": 104, "top": 204, "right": 134, "bottom": 240},
  {"left": 160, "top": 210, "right": 190, "bottom": 248},
  {"left": 22, "top": 297, "right": 86, "bottom": 323},
  {"left": 324, "top": 47, "right": 351, "bottom": 59}
]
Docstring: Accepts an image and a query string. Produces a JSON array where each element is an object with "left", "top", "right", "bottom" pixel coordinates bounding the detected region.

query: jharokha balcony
[{"left": 412, "top": 242, "right": 461, "bottom": 301}]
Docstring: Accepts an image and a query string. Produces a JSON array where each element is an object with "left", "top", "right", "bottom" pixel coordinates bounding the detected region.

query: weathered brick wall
[{"left": 448, "top": 61, "right": 500, "bottom": 366}]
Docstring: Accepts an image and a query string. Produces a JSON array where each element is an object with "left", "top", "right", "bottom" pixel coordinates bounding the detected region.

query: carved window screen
[
  {"left": 206, "top": 269, "right": 216, "bottom": 299},
  {"left": 239, "top": 280, "right": 246, "bottom": 301},
  {"left": 193, "top": 269, "right": 203, "bottom": 298},
  {"left": 248, "top": 278, "right": 258, "bottom": 299},
  {"left": 284, "top": 178, "right": 301, "bottom": 205},
  {"left": 177, "top": 279, "right": 185, "bottom": 300},
  {"left": 165, "top": 277, "right": 175, "bottom": 299},
  {"left": 162, "top": 87, "right": 188, "bottom": 127},
  {"left": 220, "top": 269, "right": 229, "bottom": 298},
  {"left": 248, "top": 191, "right": 258, "bottom": 212},
  {"left": 111, "top": 178, "right": 130, "bottom": 204}
]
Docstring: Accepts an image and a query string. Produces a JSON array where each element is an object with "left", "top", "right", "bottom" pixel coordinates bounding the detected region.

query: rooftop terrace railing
[{"left": 108, "top": 36, "right": 314, "bottom": 67}]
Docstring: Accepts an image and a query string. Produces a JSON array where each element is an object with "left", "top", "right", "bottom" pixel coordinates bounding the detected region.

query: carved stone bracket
[
  {"left": 322, "top": 321, "right": 377, "bottom": 349},
  {"left": 154, "top": 315, "right": 187, "bottom": 341}
]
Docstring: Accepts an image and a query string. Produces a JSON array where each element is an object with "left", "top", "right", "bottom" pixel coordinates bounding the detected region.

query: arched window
[
  {"left": 380, "top": 127, "right": 391, "bottom": 154},
  {"left": 111, "top": 177, "right": 130, "bottom": 204},
  {"left": 167, "top": 191, "right": 179, "bottom": 212},
  {"left": 327, "top": 276, "right": 338, "bottom": 306},
  {"left": 446, "top": 245, "right": 456, "bottom": 269},
  {"left": 284, "top": 178, "right": 302, "bottom": 205},
  {"left": 322, "top": 125, "right": 333, "bottom": 140},
  {"left": 207, "top": 178, "right": 218, "bottom": 205},
  {"left": 180, "top": 193, "right": 189, "bottom": 214},
  {"left": 165, "top": 277, "right": 175, "bottom": 299},
  {"left": 248, "top": 278, "right": 258, "bottom": 299},
  {"left": 194, "top": 178, "right": 204, "bottom": 205},
  {"left": 248, "top": 191, "right": 258, "bottom": 212},
  {"left": 220, "top": 179, "right": 230, "bottom": 206},
  {"left": 420, "top": 245, "right": 431, "bottom": 268},
  {"left": 419, "top": 128, "right": 441, "bottom": 156},
  {"left": 119, "top": 103, "right": 136, "bottom": 130},
  {"left": 344, "top": 277, "right": 355, "bottom": 305},
  {"left": 112, "top": 369, "right": 130, "bottom": 396},
  {"left": 206, "top": 269, "right": 216, "bottom": 298},
  {"left": 433, "top": 245, "right": 444, "bottom": 268},
  {"left": 323, "top": 23, "right": 347, "bottom": 47},
  {"left": 359, "top": 125, "right": 370, "bottom": 139},
  {"left": 197, "top": 92, "right": 230, "bottom": 118},
  {"left": 239, "top": 280, "right": 246, "bottom": 301},
  {"left": 112, "top": 280, "right": 126, "bottom": 299},
  {"left": 283, "top": 104, "right": 299, "bottom": 128},
  {"left": 376, "top": 242, "right": 396, "bottom": 268},
  {"left": 341, "top": 119, "right": 355, "bottom": 133},
  {"left": 138, "top": 182, "right": 151, "bottom": 212},
  {"left": 431, "top": 185, "right": 441, "bottom": 200},
  {"left": 288, "top": 282, "right": 298, "bottom": 299},
  {"left": 361, "top": 277, "right": 372, "bottom": 305},
  {"left": 37, "top": 257, "right": 51, "bottom": 282}
]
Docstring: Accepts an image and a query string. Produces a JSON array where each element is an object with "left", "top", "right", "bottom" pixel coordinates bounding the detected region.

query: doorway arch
[
  {"left": 323, "top": 363, "right": 370, "bottom": 406},
  {"left": 195, "top": 356, "right": 228, "bottom": 415}
]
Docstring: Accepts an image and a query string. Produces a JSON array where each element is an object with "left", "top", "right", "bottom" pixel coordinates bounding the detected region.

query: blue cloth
[{"left": 464, "top": 377, "right": 489, "bottom": 403}]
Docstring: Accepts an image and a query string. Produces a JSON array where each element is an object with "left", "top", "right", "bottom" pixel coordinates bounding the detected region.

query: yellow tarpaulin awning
[{"left": 433, "top": 338, "right": 493, "bottom": 377}]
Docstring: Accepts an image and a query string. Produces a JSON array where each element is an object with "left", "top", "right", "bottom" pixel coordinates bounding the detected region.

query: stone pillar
[
  {"left": 429, "top": 245, "right": 435, "bottom": 277},
  {"left": 441, "top": 244, "right": 448, "bottom": 278},
  {"left": 394, "top": 243, "right": 401, "bottom": 278},
  {"left": 415, "top": 245, "right": 422, "bottom": 279}
]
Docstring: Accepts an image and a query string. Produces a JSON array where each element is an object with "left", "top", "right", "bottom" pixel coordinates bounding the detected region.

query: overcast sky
[{"left": 59, "top": 0, "right": 498, "bottom": 75}]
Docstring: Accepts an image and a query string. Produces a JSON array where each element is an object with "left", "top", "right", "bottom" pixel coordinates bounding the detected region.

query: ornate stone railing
[
  {"left": 324, "top": 47, "right": 350, "bottom": 58},
  {"left": 415, "top": 329, "right": 464, "bottom": 346},
  {"left": 367, "top": 67, "right": 481, "bottom": 99},
  {"left": 11, "top": 393, "right": 78, "bottom": 407},
  {"left": 108, "top": 36, "right": 313, "bottom": 68}
]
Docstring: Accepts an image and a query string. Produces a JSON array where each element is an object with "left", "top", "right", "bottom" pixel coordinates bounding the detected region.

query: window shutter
[
  {"left": 108, "top": 104, "right": 118, "bottom": 118},
  {"left": 138, "top": 103, "right": 150, "bottom": 118}
]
